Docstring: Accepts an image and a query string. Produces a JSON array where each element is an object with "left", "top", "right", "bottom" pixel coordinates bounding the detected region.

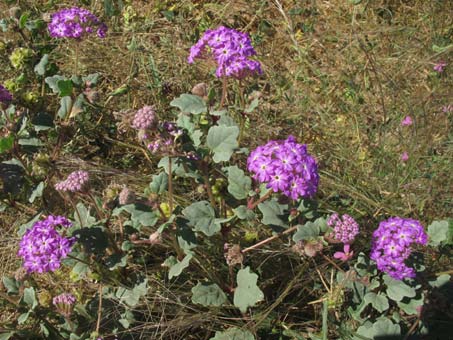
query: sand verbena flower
[
  {"left": 48, "top": 7, "right": 107, "bottom": 39},
  {"left": 188, "top": 26, "right": 262, "bottom": 79},
  {"left": 370, "top": 217, "right": 427, "bottom": 280},
  {"left": 55, "top": 170, "right": 89, "bottom": 192},
  {"left": 18, "top": 216, "right": 75, "bottom": 273},
  {"left": 247, "top": 136, "right": 319, "bottom": 200}
]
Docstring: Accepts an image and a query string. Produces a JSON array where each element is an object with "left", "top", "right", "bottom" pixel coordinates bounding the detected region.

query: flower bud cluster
[
  {"left": 48, "top": 7, "right": 107, "bottom": 39},
  {"left": 18, "top": 216, "right": 75, "bottom": 273},
  {"left": 0, "top": 84, "right": 12, "bottom": 104},
  {"left": 131, "top": 105, "right": 156, "bottom": 130},
  {"left": 370, "top": 217, "right": 428, "bottom": 280},
  {"left": 55, "top": 170, "right": 89, "bottom": 192},
  {"left": 327, "top": 213, "right": 359, "bottom": 244},
  {"left": 53, "top": 293, "right": 76, "bottom": 317},
  {"left": 247, "top": 136, "right": 319, "bottom": 200},
  {"left": 188, "top": 26, "right": 262, "bottom": 79}
]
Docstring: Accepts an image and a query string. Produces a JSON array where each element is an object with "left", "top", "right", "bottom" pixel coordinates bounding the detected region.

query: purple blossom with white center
[
  {"left": 370, "top": 217, "right": 428, "bottom": 280},
  {"left": 48, "top": 7, "right": 107, "bottom": 39},
  {"left": 0, "top": 84, "right": 12, "bottom": 104},
  {"left": 188, "top": 26, "right": 262, "bottom": 79},
  {"left": 131, "top": 105, "right": 156, "bottom": 130},
  {"left": 247, "top": 136, "right": 319, "bottom": 200},
  {"left": 18, "top": 216, "right": 75, "bottom": 273},
  {"left": 55, "top": 170, "right": 89, "bottom": 192},
  {"left": 327, "top": 213, "right": 360, "bottom": 244}
]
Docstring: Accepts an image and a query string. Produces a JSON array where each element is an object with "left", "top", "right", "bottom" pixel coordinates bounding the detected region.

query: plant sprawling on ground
[{"left": 0, "top": 1, "right": 452, "bottom": 339}]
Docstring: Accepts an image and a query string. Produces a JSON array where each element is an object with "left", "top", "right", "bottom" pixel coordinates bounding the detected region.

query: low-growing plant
[{"left": 0, "top": 2, "right": 452, "bottom": 340}]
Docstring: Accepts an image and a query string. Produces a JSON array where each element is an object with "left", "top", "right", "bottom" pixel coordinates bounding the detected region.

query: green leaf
[
  {"left": 176, "top": 114, "right": 195, "bottom": 133},
  {"left": 170, "top": 93, "right": 207, "bottom": 114},
  {"left": 32, "top": 112, "right": 54, "bottom": 131},
  {"left": 183, "top": 201, "right": 221, "bottom": 236},
  {"left": 163, "top": 254, "right": 192, "bottom": 279},
  {"left": 105, "top": 254, "right": 128, "bottom": 270},
  {"left": 57, "top": 96, "right": 73, "bottom": 119},
  {"left": 18, "top": 214, "right": 41, "bottom": 236},
  {"left": 158, "top": 156, "right": 186, "bottom": 177},
  {"left": 73, "top": 227, "right": 109, "bottom": 254},
  {"left": 210, "top": 328, "right": 255, "bottom": 340},
  {"left": 234, "top": 266, "right": 264, "bottom": 313},
  {"left": 244, "top": 98, "right": 259, "bottom": 113},
  {"left": 432, "top": 43, "right": 453, "bottom": 53},
  {"left": 149, "top": 172, "right": 168, "bottom": 194},
  {"left": 293, "top": 222, "right": 320, "bottom": 242},
  {"left": 71, "top": 259, "right": 90, "bottom": 281},
  {"left": 363, "top": 292, "right": 389, "bottom": 313},
  {"left": 383, "top": 275, "right": 416, "bottom": 302},
  {"left": 69, "top": 94, "right": 85, "bottom": 118},
  {"left": 226, "top": 166, "right": 251, "bottom": 199},
  {"left": 122, "top": 203, "right": 159, "bottom": 229},
  {"left": 18, "top": 138, "right": 44, "bottom": 147},
  {"left": 116, "top": 279, "right": 148, "bottom": 307},
  {"left": 2, "top": 276, "right": 19, "bottom": 294},
  {"left": 45, "top": 75, "right": 67, "bottom": 93},
  {"left": 0, "top": 135, "right": 14, "bottom": 154},
  {"left": 23, "top": 287, "right": 38, "bottom": 309},
  {"left": 233, "top": 206, "right": 256, "bottom": 220},
  {"left": 258, "top": 199, "right": 288, "bottom": 227},
  {"left": 207, "top": 126, "right": 239, "bottom": 163},
  {"left": 429, "top": 274, "right": 450, "bottom": 288},
  {"left": 176, "top": 219, "right": 198, "bottom": 254},
  {"left": 0, "top": 332, "right": 14, "bottom": 340},
  {"left": 19, "top": 13, "right": 29, "bottom": 29},
  {"left": 82, "top": 73, "right": 100, "bottom": 86},
  {"left": 218, "top": 114, "right": 237, "bottom": 127},
  {"left": 73, "top": 203, "right": 97, "bottom": 228},
  {"left": 191, "top": 282, "right": 227, "bottom": 307},
  {"left": 354, "top": 318, "right": 400, "bottom": 340},
  {"left": 428, "top": 220, "right": 449, "bottom": 246},
  {"left": 57, "top": 80, "right": 73, "bottom": 97},
  {"left": 17, "top": 312, "right": 30, "bottom": 325},
  {"left": 29, "top": 182, "right": 44, "bottom": 203},
  {"left": 34, "top": 54, "right": 49, "bottom": 76},
  {"left": 397, "top": 293, "right": 424, "bottom": 315}
]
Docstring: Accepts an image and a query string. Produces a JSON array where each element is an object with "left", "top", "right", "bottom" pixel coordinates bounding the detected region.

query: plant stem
[
  {"left": 96, "top": 284, "right": 103, "bottom": 334},
  {"left": 242, "top": 225, "right": 298, "bottom": 253},
  {"left": 168, "top": 157, "right": 173, "bottom": 213},
  {"left": 74, "top": 42, "right": 79, "bottom": 75},
  {"left": 219, "top": 76, "right": 227, "bottom": 108},
  {"left": 247, "top": 189, "right": 273, "bottom": 210}
]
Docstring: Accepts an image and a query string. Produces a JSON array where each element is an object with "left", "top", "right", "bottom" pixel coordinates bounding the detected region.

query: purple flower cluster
[
  {"left": 247, "top": 136, "right": 319, "bottom": 200},
  {"left": 188, "top": 26, "right": 262, "bottom": 79},
  {"left": 48, "top": 7, "right": 107, "bottom": 39},
  {"left": 327, "top": 213, "right": 359, "bottom": 244},
  {"left": 53, "top": 293, "right": 76, "bottom": 317},
  {"left": 370, "top": 217, "right": 428, "bottom": 280},
  {"left": 0, "top": 84, "right": 12, "bottom": 104},
  {"left": 18, "top": 216, "right": 75, "bottom": 273},
  {"left": 131, "top": 105, "right": 156, "bottom": 130},
  {"left": 55, "top": 170, "right": 89, "bottom": 192}
]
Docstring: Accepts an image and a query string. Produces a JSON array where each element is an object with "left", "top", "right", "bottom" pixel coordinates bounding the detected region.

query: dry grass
[{"left": 0, "top": 0, "right": 452, "bottom": 338}]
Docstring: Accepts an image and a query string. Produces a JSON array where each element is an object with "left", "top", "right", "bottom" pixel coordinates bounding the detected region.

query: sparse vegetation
[{"left": 0, "top": 1, "right": 452, "bottom": 339}]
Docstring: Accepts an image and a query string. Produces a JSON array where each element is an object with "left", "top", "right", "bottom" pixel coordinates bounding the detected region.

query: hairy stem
[
  {"left": 242, "top": 225, "right": 298, "bottom": 253},
  {"left": 247, "top": 189, "right": 273, "bottom": 210}
]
